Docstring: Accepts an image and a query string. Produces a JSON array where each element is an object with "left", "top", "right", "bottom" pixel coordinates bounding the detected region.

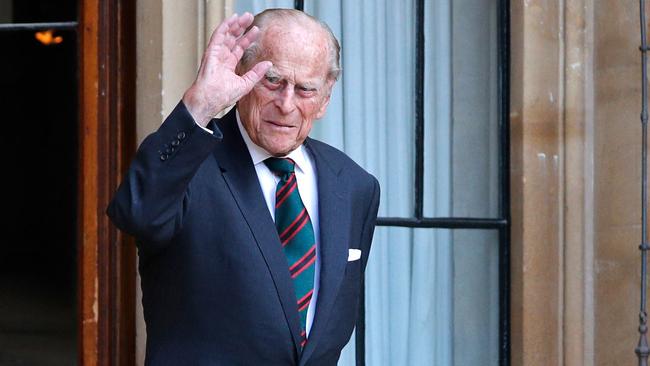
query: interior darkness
[
  {"left": 0, "top": 28, "right": 78, "bottom": 365},
  {"left": 0, "top": 0, "right": 76, "bottom": 23}
]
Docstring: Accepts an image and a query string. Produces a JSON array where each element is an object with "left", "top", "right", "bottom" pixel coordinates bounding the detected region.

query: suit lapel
[
  {"left": 210, "top": 111, "right": 303, "bottom": 355},
  {"left": 299, "top": 139, "right": 350, "bottom": 365}
]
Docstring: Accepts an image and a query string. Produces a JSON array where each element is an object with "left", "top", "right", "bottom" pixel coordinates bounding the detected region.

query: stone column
[
  {"left": 563, "top": 0, "right": 595, "bottom": 364},
  {"left": 592, "top": 1, "right": 645, "bottom": 365},
  {"left": 135, "top": 1, "right": 233, "bottom": 364},
  {"left": 510, "top": 0, "right": 564, "bottom": 363},
  {"left": 511, "top": 0, "right": 644, "bottom": 364}
]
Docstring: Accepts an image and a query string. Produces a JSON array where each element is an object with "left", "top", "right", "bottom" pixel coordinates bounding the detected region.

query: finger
[
  {"left": 223, "top": 36, "right": 236, "bottom": 50},
  {"left": 207, "top": 13, "right": 238, "bottom": 50},
  {"left": 236, "top": 12, "right": 255, "bottom": 31},
  {"left": 231, "top": 26, "right": 260, "bottom": 60},
  {"left": 241, "top": 61, "right": 273, "bottom": 90},
  {"left": 235, "top": 25, "right": 260, "bottom": 49},
  {"left": 227, "top": 14, "right": 254, "bottom": 40},
  {"left": 219, "top": 13, "right": 239, "bottom": 36},
  {"left": 227, "top": 18, "right": 247, "bottom": 39}
]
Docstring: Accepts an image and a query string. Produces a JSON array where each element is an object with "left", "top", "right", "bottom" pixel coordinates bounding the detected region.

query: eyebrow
[
  {"left": 264, "top": 70, "right": 281, "bottom": 80},
  {"left": 265, "top": 69, "right": 279, "bottom": 77},
  {"left": 297, "top": 82, "right": 319, "bottom": 90},
  {"left": 264, "top": 69, "right": 322, "bottom": 90}
]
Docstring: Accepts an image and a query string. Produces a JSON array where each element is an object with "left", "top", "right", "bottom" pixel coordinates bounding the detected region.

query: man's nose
[{"left": 274, "top": 86, "right": 296, "bottom": 114}]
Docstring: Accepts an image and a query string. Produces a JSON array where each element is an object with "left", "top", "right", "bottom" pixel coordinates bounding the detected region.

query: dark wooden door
[{"left": 79, "top": 0, "right": 136, "bottom": 364}]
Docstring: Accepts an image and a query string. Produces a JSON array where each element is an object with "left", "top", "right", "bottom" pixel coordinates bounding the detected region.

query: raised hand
[{"left": 182, "top": 12, "right": 272, "bottom": 126}]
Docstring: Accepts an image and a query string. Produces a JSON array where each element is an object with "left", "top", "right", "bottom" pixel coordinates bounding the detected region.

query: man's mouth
[{"left": 265, "top": 120, "right": 294, "bottom": 129}]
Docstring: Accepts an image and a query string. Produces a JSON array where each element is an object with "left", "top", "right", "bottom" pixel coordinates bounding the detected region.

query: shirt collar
[{"left": 236, "top": 109, "right": 309, "bottom": 174}]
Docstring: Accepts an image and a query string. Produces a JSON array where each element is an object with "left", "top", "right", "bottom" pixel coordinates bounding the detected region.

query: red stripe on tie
[
  {"left": 298, "top": 300, "right": 310, "bottom": 312},
  {"left": 281, "top": 214, "right": 309, "bottom": 246},
  {"left": 275, "top": 173, "right": 296, "bottom": 198},
  {"left": 301, "top": 339, "right": 307, "bottom": 347},
  {"left": 275, "top": 180, "right": 298, "bottom": 209},
  {"left": 289, "top": 245, "right": 316, "bottom": 272},
  {"left": 291, "top": 256, "right": 316, "bottom": 279},
  {"left": 279, "top": 208, "right": 307, "bottom": 239},
  {"left": 297, "top": 289, "right": 313, "bottom": 311},
  {"left": 282, "top": 215, "right": 309, "bottom": 246}
]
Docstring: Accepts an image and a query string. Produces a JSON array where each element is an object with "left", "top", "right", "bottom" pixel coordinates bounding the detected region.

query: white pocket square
[{"left": 348, "top": 249, "right": 362, "bottom": 262}]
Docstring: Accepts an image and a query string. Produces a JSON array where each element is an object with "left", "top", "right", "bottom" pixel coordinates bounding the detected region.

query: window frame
[{"left": 293, "top": 0, "right": 511, "bottom": 364}]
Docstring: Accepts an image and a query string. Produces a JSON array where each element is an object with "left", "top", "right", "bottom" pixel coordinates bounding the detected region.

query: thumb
[{"left": 241, "top": 61, "right": 273, "bottom": 90}]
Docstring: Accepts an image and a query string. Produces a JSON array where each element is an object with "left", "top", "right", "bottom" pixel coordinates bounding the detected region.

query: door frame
[{"left": 79, "top": 0, "right": 136, "bottom": 364}]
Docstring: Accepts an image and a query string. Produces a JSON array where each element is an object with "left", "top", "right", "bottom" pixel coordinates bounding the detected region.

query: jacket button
[
  {"left": 171, "top": 139, "right": 180, "bottom": 147},
  {"left": 160, "top": 154, "right": 168, "bottom": 161},
  {"left": 177, "top": 132, "right": 186, "bottom": 140},
  {"left": 165, "top": 148, "right": 172, "bottom": 154}
]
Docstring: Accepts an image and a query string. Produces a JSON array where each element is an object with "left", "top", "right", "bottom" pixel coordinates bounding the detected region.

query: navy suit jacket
[{"left": 107, "top": 102, "right": 380, "bottom": 365}]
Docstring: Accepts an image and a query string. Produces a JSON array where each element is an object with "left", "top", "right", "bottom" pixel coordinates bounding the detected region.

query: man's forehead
[
  {"left": 263, "top": 18, "right": 322, "bottom": 39},
  {"left": 257, "top": 23, "right": 329, "bottom": 80},
  {"left": 261, "top": 22, "right": 328, "bottom": 56}
]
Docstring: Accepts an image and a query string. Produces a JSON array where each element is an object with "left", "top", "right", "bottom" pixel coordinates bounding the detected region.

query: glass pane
[
  {"left": 309, "top": 0, "right": 417, "bottom": 218},
  {"left": 451, "top": 229, "right": 500, "bottom": 365},
  {"left": 0, "top": 30, "right": 78, "bottom": 365},
  {"left": 355, "top": 227, "right": 499, "bottom": 366},
  {"left": 0, "top": 0, "right": 77, "bottom": 23},
  {"left": 423, "top": 0, "right": 500, "bottom": 218}
]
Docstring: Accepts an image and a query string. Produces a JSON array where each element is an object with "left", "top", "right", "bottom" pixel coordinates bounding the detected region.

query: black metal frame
[
  {"left": 497, "top": 0, "right": 511, "bottom": 362},
  {"left": 0, "top": 21, "right": 78, "bottom": 31},
  {"left": 295, "top": 0, "right": 510, "bottom": 365},
  {"left": 636, "top": 0, "right": 649, "bottom": 364}
]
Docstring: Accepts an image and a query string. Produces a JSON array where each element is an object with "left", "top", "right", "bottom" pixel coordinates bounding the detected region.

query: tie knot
[{"left": 264, "top": 157, "right": 295, "bottom": 177}]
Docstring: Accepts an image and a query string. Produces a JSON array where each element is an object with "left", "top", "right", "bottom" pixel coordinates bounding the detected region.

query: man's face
[{"left": 237, "top": 23, "right": 333, "bottom": 156}]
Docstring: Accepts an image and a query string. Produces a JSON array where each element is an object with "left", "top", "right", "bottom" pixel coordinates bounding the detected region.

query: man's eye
[
  {"left": 298, "top": 86, "right": 317, "bottom": 94},
  {"left": 265, "top": 76, "right": 280, "bottom": 84}
]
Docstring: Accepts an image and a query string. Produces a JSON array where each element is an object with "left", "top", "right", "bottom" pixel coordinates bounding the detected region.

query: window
[{"left": 236, "top": 1, "right": 510, "bottom": 364}]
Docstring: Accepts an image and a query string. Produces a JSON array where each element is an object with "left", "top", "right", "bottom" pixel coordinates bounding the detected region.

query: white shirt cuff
[{"left": 195, "top": 120, "right": 214, "bottom": 134}]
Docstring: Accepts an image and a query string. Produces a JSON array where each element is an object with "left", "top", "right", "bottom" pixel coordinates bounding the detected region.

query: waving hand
[{"left": 183, "top": 12, "right": 272, "bottom": 126}]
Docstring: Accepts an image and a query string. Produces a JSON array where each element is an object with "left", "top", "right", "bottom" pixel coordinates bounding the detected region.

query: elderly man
[{"left": 108, "top": 9, "right": 379, "bottom": 365}]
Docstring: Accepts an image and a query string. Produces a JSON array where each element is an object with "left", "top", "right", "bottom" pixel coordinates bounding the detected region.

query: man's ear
[{"left": 315, "top": 80, "right": 335, "bottom": 119}]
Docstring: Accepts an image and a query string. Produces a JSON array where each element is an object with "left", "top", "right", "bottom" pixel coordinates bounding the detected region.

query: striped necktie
[{"left": 264, "top": 157, "right": 316, "bottom": 348}]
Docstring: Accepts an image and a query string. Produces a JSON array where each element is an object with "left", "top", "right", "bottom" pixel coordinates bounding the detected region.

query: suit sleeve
[
  {"left": 107, "top": 101, "right": 222, "bottom": 249},
  {"left": 360, "top": 177, "right": 380, "bottom": 271}
]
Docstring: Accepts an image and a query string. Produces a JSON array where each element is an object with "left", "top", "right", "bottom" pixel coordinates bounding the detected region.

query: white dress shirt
[{"left": 199, "top": 112, "right": 320, "bottom": 338}]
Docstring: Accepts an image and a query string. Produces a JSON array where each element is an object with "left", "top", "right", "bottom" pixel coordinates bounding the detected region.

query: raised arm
[{"left": 107, "top": 13, "right": 270, "bottom": 248}]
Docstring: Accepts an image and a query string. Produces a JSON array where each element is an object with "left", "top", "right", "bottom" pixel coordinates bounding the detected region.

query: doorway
[
  {"left": 0, "top": 0, "right": 137, "bottom": 364},
  {"left": 0, "top": 1, "right": 78, "bottom": 365}
]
